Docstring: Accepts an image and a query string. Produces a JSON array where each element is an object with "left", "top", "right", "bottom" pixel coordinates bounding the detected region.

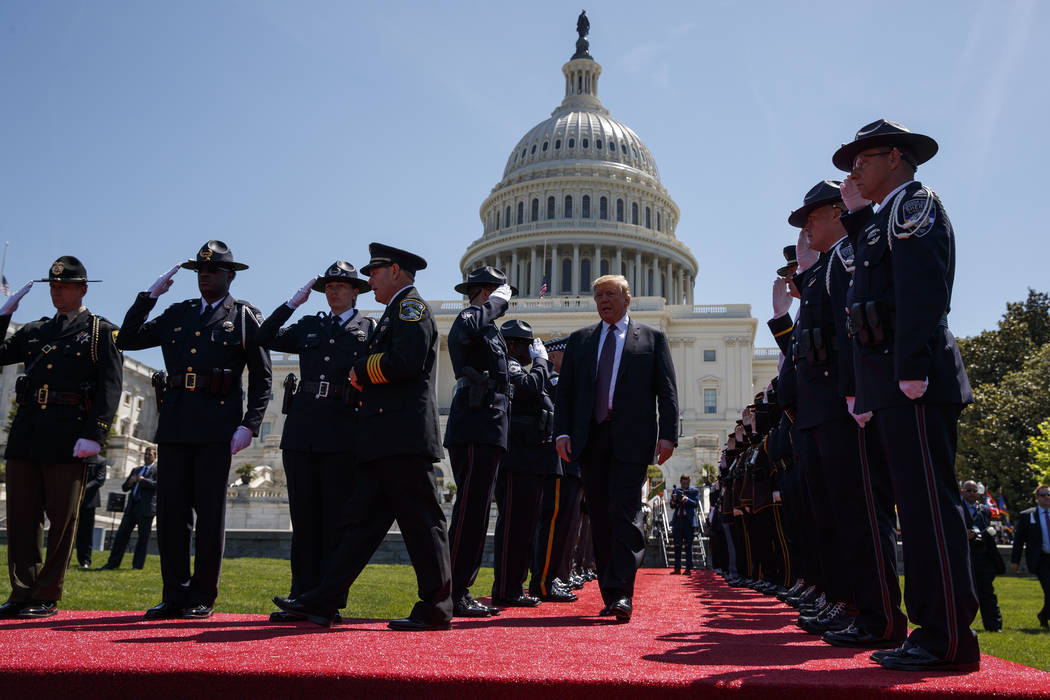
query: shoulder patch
[
  {"left": 111, "top": 329, "right": 120, "bottom": 345},
  {"left": 400, "top": 299, "right": 425, "bottom": 322},
  {"left": 900, "top": 196, "right": 937, "bottom": 238}
]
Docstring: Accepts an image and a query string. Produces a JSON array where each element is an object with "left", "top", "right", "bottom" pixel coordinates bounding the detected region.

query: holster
[
  {"left": 461, "top": 366, "right": 489, "bottom": 410},
  {"left": 151, "top": 371, "right": 167, "bottom": 410},
  {"left": 850, "top": 301, "right": 894, "bottom": 346},
  {"left": 282, "top": 373, "right": 297, "bottom": 415}
]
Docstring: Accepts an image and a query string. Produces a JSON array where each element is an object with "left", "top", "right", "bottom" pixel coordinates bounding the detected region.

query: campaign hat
[
  {"left": 454, "top": 266, "right": 518, "bottom": 296},
  {"left": 181, "top": 240, "right": 248, "bottom": 271},
  {"left": 788, "top": 180, "right": 844, "bottom": 228},
  {"left": 832, "top": 119, "right": 938, "bottom": 172},
  {"left": 360, "top": 242, "right": 427, "bottom": 276},
  {"left": 312, "top": 261, "right": 371, "bottom": 293},
  {"left": 35, "top": 255, "right": 101, "bottom": 283},
  {"left": 776, "top": 245, "right": 798, "bottom": 278},
  {"left": 500, "top": 319, "right": 534, "bottom": 340}
]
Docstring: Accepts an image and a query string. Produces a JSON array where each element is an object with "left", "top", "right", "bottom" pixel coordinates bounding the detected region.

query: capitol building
[{"left": 1, "top": 18, "right": 778, "bottom": 529}]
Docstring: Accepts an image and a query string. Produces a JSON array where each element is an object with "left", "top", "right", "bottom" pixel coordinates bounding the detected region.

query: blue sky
[{"left": 2, "top": 0, "right": 1046, "bottom": 368}]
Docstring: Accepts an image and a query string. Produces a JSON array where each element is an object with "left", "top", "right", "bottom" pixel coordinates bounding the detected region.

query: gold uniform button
[
  {"left": 195, "top": 331, "right": 201, "bottom": 336},
  {"left": 190, "top": 348, "right": 197, "bottom": 354},
  {"left": 47, "top": 364, "right": 52, "bottom": 369},
  {"left": 187, "top": 366, "right": 193, "bottom": 372},
  {"left": 329, "top": 339, "right": 335, "bottom": 344},
  {"left": 358, "top": 401, "right": 363, "bottom": 407},
  {"left": 324, "top": 356, "right": 330, "bottom": 362},
  {"left": 379, "top": 408, "right": 383, "bottom": 413}
]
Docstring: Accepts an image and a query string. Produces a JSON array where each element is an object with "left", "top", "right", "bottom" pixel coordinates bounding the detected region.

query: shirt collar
[
  {"left": 200, "top": 296, "right": 223, "bottom": 311},
  {"left": 604, "top": 313, "right": 629, "bottom": 333},
  {"left": 332, "top": 308, "right": 357, "bottom": 325},
  {"left": 875, "top": 180, "right": 915, "bottom": 212},
  {"left": 58, "top": 306, "right": 86, "bottom": 322},
  {"left": 389, "top": 284, "right": 413, "bottom": 305}
]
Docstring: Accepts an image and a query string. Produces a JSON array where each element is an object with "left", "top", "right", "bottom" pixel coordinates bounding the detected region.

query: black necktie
[{"left": 594, "top": 324, "right": 616, "bottom": 423}]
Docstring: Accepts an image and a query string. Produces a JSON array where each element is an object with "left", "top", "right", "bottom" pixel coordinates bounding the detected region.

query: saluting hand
[
  {"left": 0, "top": 281, "right": 33, "bottom": 316},
  {"left": 148, "top": 264, "right": 181, "bottom": 298},
  {"left": 288, "top": 277, "right": 317, "bottom": 309},
  {"left": 771, "top": 278, "right": 792, "bottom": 317},
  {"left": 840, "top": 175, "right": 871, "bottom": 212},
  {"left": 490, "top": 284, "right": 513, "bottom": 304},
  {"left": 796, "top": 229, "right": 818, "bottom": 273}
]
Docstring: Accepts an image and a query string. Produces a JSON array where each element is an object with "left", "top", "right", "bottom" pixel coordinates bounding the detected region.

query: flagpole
[{"left": 0, "top": 241, "right": 8, "bottom": 282}]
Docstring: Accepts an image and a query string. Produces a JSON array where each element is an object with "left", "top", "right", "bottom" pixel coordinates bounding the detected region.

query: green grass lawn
[{"left": 1, "top": 548, "right": 1046, "bottom": 671}]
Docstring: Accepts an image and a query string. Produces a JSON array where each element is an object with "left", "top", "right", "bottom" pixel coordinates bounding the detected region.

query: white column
[
  {"left": 678, "top": 268, "right": 685, "bottom": 305},
  {"left": 635, "top": 251, "right": 642, "bottom": 295},
  {"left": 666, "top": 260, "right": 673, "bottom": 302},
  {"left": 687, "top": 275, "right": 694, "bottom": 305},
  {"left": 572, "top": 244, "right": 580, "bottom": 295},
  {"left": 551, "top": 244, "right": 560, "bottom": 295},
  {"left": 652, "top": 257, "right": 660, "bottom": 297},
  {"left": 530, "top": 247, "right": 538, "bottom": 297},
  {"left": 511, "top": 249, "right": 518, "bottom": 290},
  {"left": 615, "top": 247, "right": 622, "bottom": 277},
  {"left": 595, "top": 244, "right": 602, "bottom": 277}
]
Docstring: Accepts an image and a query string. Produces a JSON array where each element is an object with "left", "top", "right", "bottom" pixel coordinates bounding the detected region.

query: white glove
[
  {"left": 72, "top": 438, "right": 101, "bottom": 459},
  {"left": 0, "top": 281, "right": 33, "bottom": 316},
  {"left": 528, "top": 338, "right": 548, "bottom": 361},
  {"left": 771, "top": 278, "right": 792, "bottom": 317},
  {"left": 230, "top": 426, "right": 253, "bottom": 455},
  {"left": 288, "top": 277, "right": 317, "bottom": 309},
  {"left": 840, "top": 176, "right": 871, "bottom": 212},
  {"left": 148, "top": 264, "right": 182, "bottom": 298},
  {"left": 490, "top": 284, "right": 512, "bottom": 304}
]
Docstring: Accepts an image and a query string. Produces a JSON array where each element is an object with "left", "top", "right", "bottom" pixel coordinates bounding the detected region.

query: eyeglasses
[
  {"left": 1037, "top": 492, "right": 1050, "bottom": 498},
  {"left": 851, "top": 150, "right": 894, "bottom": 172},
  {"left": 197, "top": 264, "right": 231, "bottom": 274},
  {"left": 963, "top": 488, "right": 979, "bottom": 493}
]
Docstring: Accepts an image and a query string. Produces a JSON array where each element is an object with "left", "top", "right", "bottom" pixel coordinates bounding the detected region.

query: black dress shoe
[
  {"left": 272, "top": 596, "right": 334, "bottom": 627},
  {"left": 144, "top": 601, "right": 180, "bottom": 620},
  {"left": 0, "top": 600, "right": 27, "bottom": 619},
  {"left": 877, "top": 644, "right": 980, "bottom": 672},
  {"left": 491, "top": 594, "right": 540, "bottom": 607},
  {"left": 180, "top": 604, "right": 213, "bottom": 619},
  {"left": 388, "top": 617, "right": 451, "bottom": 631},
  {"left": 823, "top": 624, "right": 904, "bottom": 649},
  {"left": 452, "top": 597, "right": 492, "bottom": 618},
  {"left": 269, "top": 610, "right": 305, "bottom": 622},
  {"left": 539, "top": 585, "right": 578, "bottom": 603},
  {"left": 870, "top": 641, "right": 914, "bottom": 663},
  {"left": 16, "top": 600, "right": 57, "bottom": 618},
  {"left": 98, "top": 563, "right": 118, "bottom": 570},
  {"left": 568, "top": 575, "right": 584, "bottom": 590},
  {"left": 609, "top": 597, "right": 632, "bottom": 622},
  {"left": 598, "top": 604, "right": 615, "bottom": 616},
  {"left": 670, "top": 568, "right": 681, "bottom": 575}
]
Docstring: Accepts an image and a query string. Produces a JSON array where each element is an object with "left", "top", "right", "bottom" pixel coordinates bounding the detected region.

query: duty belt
[
  {"left": 30, "top": 387, "right": 83, "bottom": 406},
  {"left": 297, "top": 380, "right": 348, "bottom": 399},
  {"left": 455, "top": 377, "right": 510, "bottom": 395}
]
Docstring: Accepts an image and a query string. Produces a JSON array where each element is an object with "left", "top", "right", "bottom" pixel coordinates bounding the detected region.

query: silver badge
[{"left": 222, "top": 320, "right": 235, "bottom": 331}]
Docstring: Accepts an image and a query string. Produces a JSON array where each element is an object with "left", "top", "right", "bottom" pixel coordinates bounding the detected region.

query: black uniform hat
[
  {"left": 776, "top": 245, "right": 798, "bottom": 278},
  {"left": 832, "top": 119, "right": 939, "bottom": 172},
  {"left": 544, "top": 336, "right": 569, "bottom": 353},
  {"left": 311, "top": 261, "right": 371, "bottom": 293},
  {"left": 35, "top": 255, "right": 101, "bottom": 283},
  {"left": 500, "top": 319, "right": 534, "bottom": 340},
  {"left": 181, "top": 240, "right": 249, "bottom": 271},
  {"left": 360, "top": 242, "right": 428, "bottom": 276},
  {"left": 454, "top": 266, "right": 518, "bottom": 297},
  {"left": 788, "top": 180, "right": 844, "bottom": 228}
]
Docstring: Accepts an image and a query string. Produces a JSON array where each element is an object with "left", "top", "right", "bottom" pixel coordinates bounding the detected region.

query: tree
[
  {"left": 958, "top": 289, "right": 1050, "bottom": 386},
  {"left": 235, "top": 463, "right": 255, "bottom": 485},
  {"left": 1028, "top": 419, "right": 1050, "bottom": 486}
]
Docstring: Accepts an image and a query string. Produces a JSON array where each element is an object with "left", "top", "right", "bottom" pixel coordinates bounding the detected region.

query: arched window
[
  {"left": 596, "top": 139, "right": 603, "bottom": 150},
  {"left": 568, "top": 137, "right": 575, "bottom": 148},
  {"left": 561, "top": 258, "right": 572, "bottom": 293},
  {"left": 645, "top": 206, "right": 652, "bottom": 229},
  {"left": 600, "top": 259, "right": 609, "bottom": 276},
  {"left": 582, "top": 195, "right": 591, "bottom": 218},
  {"left": 600, "top": 196, "right": 608, "bottom": 220},
  {"left": 542, "top": 141, "right": 548, "bottom": 151},
  {"left": 631, "top": 203, "right": 639, "bottom": 225},
  {"left": 580, "top": 259, "right": 591, "bottom": 292},
  {"left": 530, "top": 144, "right": 536, "bottom": 154},
  {"left": 564, "top": 195, "right": 573, "bottom": 218},
  {"left": 555, "top": 139, "right": 561, "bottom": 149},
  {"left": 616, "top": 199, "right": 624, "bottom": 222},
  {"left": 547, "top": 196, "right": 555, "bottom": 220},
  {"left": 582, "top": 138, "right": 589, "bottom": 148},
  {"left": 531, "top": 198, "right": 539, "bottom": 222},
  {"left": 517, "top": 201, "right": 524, "bottom": 225}
]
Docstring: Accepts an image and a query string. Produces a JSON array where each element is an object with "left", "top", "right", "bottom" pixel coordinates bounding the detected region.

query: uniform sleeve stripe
[
  {"left": 366, "top": 355, "right": 380, "bottom": 384},
  {"left": 773, "top": 325, "right": 794, "bottom": 338},
  {"left": 372, "top": 353, "right": 387, "bottom": 383}
]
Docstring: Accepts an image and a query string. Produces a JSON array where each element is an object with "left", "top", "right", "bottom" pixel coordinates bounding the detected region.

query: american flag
[
  {"left": 538, "top": 276, "right": 549, "bottom": 299},
  {"left": 1, "top": 275, "right": 9, "bottom": 297}
]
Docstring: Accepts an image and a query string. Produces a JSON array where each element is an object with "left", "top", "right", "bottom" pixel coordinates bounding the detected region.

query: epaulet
[
  {"left": 508, "top": 358, "right": 524, "bottom": 375},
  {"left": 236, "top": 300, "right": 264, "bottom": 325},
  {"left": 889, "top": 184, "right": 939, "bottom": 242},
  {"left": 399, "top": 298, "right": 427, "bottom": 322}
]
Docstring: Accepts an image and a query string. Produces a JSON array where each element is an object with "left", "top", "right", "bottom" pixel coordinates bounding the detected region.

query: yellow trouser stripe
[{"left": 539, "top": 477, "right": 562, "bottom": 596}]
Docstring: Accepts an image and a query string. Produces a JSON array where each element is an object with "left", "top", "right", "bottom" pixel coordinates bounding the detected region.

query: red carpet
[{"left": 1, "top": 570, "right": 1047, "bottom": 698}]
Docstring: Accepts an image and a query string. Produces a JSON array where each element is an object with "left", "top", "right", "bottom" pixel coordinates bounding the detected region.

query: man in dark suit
[
  {"left": 0, "top": 256, "right": 123, "bottom": 619},
  {"left": 554, "top": 274, "right": 678, "bottom": 622},
  {"left": 75, "top": 455, "right": 109, "bottom": 569},
  {"left": 669, "top": 475, "right": 699, "bottom": 575},
  {"left": 117, "top": 241, "right": 272, "bottom": 620},
  {"left": 101, "top": 447, "right": 158, "bottom": 570},
  {"left": 1010, "top": 485, "right": 1050, "bottom": 629},
  {"left": 273, "top": 243, "right": 453, "bottom": 631},
  {"left": 961, "top": 481, "right": 1003, "bottom": 631}
]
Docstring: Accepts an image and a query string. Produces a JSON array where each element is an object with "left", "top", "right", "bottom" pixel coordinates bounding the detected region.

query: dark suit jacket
[
  {"left": 81, "top": 459, "right": 108, "bottom": 508},
  {"left": 964, "top": 501, "right": 1004, "bottom": 574},
  {"left": 554, "top": 317, "right": 678, "bottom": 466},
  {"left": 1012, "top": 506, "right": 1050, "bottom": 573},
  {"left": 122, "top": 463, "right": 157, "bottom": 517}
]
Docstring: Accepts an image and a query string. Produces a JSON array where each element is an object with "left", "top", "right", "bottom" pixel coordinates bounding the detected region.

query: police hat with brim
[
  {"left": 181, "top": 240, "right": 249, "bottom": 271},
  {"left": 545, "top": 336, "right": 569, "bottom": 353},
  {"left": 788, "top": 180, "right": 843, "bottom": 228},
  {"left": 500, "top": 319, "right": 533, "bottom": 341},
  {"left": 776, "top": 245, "right": 797, "bottom": 278},
  {"left": 832, "top": 119, "right": 938, "bottom": 172},
  {"left": 454, "top": 265, "right": 518, "bottom": 297},
  {"left": 311, "top": 260, "right": 371, "bottom": 293},
  {"left": 360, "top": 242, "right": 428, "bottom": 276},
  {"left": 35, "top": 255, "right": 101, "bottom": 283}
]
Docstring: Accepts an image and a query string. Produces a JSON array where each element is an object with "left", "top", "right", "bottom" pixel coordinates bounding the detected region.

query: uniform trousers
[
  {"left": 5, "top": 459, "right": 85, "bottom": 602},
  {"left": 105, "top": 503, "right": 154, "bottom": 569},
  {"left": 156, "top": 442, "right": 231, "bottom": 608},
  {"left": 492, "top": 470, "right": 543, "bottom": 599},
  {"left": 530, "top": 473, "right": 583, "bottom": 595},
  {"left": 729, "top": 513, "right": 751, "bottom": 578},
  {"left": 873, "top": 403, "right": 979, "bottom": 663},
  {"left": 580, "top": 421, "right": 648, "bottom": 603},
  {"left": 790, "top": 431, "right": 825, "bottom": 591},
  {"left": 720, "top": 518, "right": 738, "bottom": 576},
  {"left": 799, "top": 429, "right": 850, "bottom": 604},
  {"left": 777, "top": 463, "right": 811, "bottom": 583},
  {"left": 302, "top": 454, "right": 452, "bottom": 624},
  {"left": 447, "top": 443, "right": 502, "bottom": 599},
  {"left": 283, "top": 449, "right": 355, "bottom": 602},
  {"left": 748, "top": 505, "right": 790, "bottom": 586},
  {"left": 75, "top": 506, "right": 97, "bottom": 567},
  {"left": 970, "top": 553, "right": 1002, "bottom": 631},
  {"left": 813, "top": 412, "right": 905, "bottom": 639},
  {"left": 671, "top": 519, "right": 695, "bottom": 571},
  {"left": 573, "top": 508, "right": 596, "bottom": 571}
]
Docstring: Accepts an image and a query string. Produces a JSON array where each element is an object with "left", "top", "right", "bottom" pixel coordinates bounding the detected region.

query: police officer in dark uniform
[
  {"left": 273, "top": 243, "right": 453, "bottom": 631},
  {"left": 258, "top": 261, "right": 374, "bottom": 622},
  {"left": 444, "top": 266, "right": 516, "bottom": 616},
  {"left": 530, "top": 336, "right": 586, "bottom": 599},
  {"left": 75, "top": 454, "right": 109, "bottom": 568},
  {"left": 0, "top": 257, "right": 123, "bottom": 619},
  {"left": 833, "top": 120, "right": 979, "bottom": 671},
  {"left": 491, "top": 319, "right": 564, "bottom": 605},
  {"left": 117, "top": 241, "right": 272, "bottom": 620}
]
